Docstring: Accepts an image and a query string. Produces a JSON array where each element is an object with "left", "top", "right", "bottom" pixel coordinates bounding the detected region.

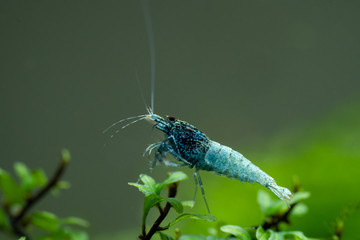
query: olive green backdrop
[{"left": 1, "top": 0, "right": 359, "bottom": 239}]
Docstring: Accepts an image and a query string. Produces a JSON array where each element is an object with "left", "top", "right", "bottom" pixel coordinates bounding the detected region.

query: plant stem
[
  {"left": 5, "top": 156, "right": 69, "bottom": 239},
  {"left": 262, "top": 182, "right": 300, "bottom": 230},
  {"left": 262, "top": 203, "right": 295, "bottom": 231},
  {"left": 140, "top": 182, "right": 178, "bottom": 240}
]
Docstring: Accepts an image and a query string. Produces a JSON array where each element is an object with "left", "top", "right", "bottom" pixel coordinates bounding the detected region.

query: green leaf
[
  {"left": 51, "top": 181, "right": 71, "bottom": 196},
  {"left": 160, "top": 171, "right": 188, "bottom": 189},
  {"left": 179, "top": 235, "right": 206, "bottom": 240},
  {"left": 128, "top": 182, "right": 153, "bottom": 195},
  {"left": 31, "top": 169, "right": 47, "bottom": 187},
  {"left": 56, "top": 180, "right": 71, "bottom": 189},
  {"left": 63, "top": 228, "right": 88, "bottom": 240},
  {"left": 159, "top": 232, "right": 174, "bottom": 240},
  {"left": 61, "top": 149, "right": 71, "bottom": 163},
  {"left": 166, "top": 197, "right": 183, "bottom": 213},
  {"left": 0, "top": 168, "right": 26, "bottom": 204},
  {"left": 269, "top": 230, "right": 283, "bottom": 240},
  {"left": 142, "top": 195, "right": 163, "bottom": 226},
  {"left": 281, "top": 231, "right": 309, "bottom": 240},
  {"left": 37, "top": 228, "right": 88, "bottom": 240},
  {"left": 268, "top": 200, "right": 287, "bottom": 216},
  {"left": 290, "top": 203, "right": 308, "bottom": 217},
  {"left": 18, "top": 237, "right": 26, "bottom": 240},
  {"left": 258, "top": 190, "right": 271, "bottom": 213},
  {"left": 208, "top": 227, "right": 218, "bottom": 236},
  {"left": 0, "top": 208, "right": 10, "bottom": 230},
  {"left": 256, "top": 226, "right": 270, "bottom": 240},
  {"left": 30, "top": 211, "right": 59, "bottom": 232},
  {"left": 129, "top": 174, "right": 161, "bottom": 196},
  {"left": 220, "top": 225, "right": 251, "bottom": 240},
  {"left": 181, "top": 200, "right": 195, "bottom": 208},
  {"left": 14, "top": 162, "right": 33, "bottom": 190},
  {"left": 258, "top": 190, "right": 287, "bottom": 216},
  {"left": 168, "top": 213, "right": 216, "bottom": 228},
  {"left": 289, "top": 192, "right": 310, "bottom": 205},
  {"left": 140, "top": 174, "right": 158, "bottom": 194},
  {"left": 60, "top": 217, "right": 89, "bottom": 227}
]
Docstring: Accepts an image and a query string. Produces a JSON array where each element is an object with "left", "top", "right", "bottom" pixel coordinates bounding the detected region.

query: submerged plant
[
  {"left": 131, "top": 171, "right": 356, "bottom": 240},
  {"left": 0, "top": 150, "right": 88, "bottom": 240}
]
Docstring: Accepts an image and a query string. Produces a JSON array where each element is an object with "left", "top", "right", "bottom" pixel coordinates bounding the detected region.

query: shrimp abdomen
[{"left": 199, "top": 141, "right": 291, "bottom": 201}]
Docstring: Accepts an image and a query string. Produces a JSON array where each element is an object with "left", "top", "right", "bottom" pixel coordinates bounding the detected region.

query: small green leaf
[
  {"left": 179, "top": 235, "right": 206, "bottom": 240},
  {"left": 160, "top": 171, "right": 188, "bottom": 187},
  {"left": 56, "top": 180, "right": 71, "bottom": 189},
  {"left": 168, "top": 213, "right": 216, "bottom": 228},
  {"left": 181, "top": 200, "right": 195, "bottom": 208},
  {"left": 268, "top": 230, "right": 283, "bottom": 240},
  {"left": 166, "top": 197, "right": 183, "bottom": 213},
  {"left": 31, "top": 169, "right": 47, "bottom": 187},
  {"left": 256, "top": 226, "right": 270, "bottom": 240},
  {"left": 267, "top": 200, "right": 287, "bottom": 216},
  {"left": 60, "top": 217, "right": 89, "bottom": 227},
  {"left": 139, "top": 174, "right": 158, "bottom": 194},
  {"left": 37, "top": 228, "right": 88, "bottom": 240},
  {"left": 51, "top": 181, "right": 70, "bottom": 196},
  {"left": 65, "top": 229, "right": 88, "bottom": 240},
  {"left": 290, "top": 203, "right": 308, "bottom": 217},
  {"left": 281, "top": 231, "right": 309, "bottom": 240},
  {"left": 159, "top": 232, "right": 174, "bottom": 240},
  {"left": 61, "top": 149, "right": 71, "bottom": 163},
  {"left": 14, "top": 162, "right": 33, "bottom": 190},
  {"left": 289, "top": 192, "right": 310, "bottom": 205},
  {"left": 128, "top": 182, "right": 153, "bottom": 195},
  {"left": 18, "top": 237, "right": 26, "bottom": 240},
  {"left": 0, "top": 208, "right": 10, "bottom": 230},
  {"left": 208, "top": 227, "right": 218, "bottom": 236},
  {"left": 220, "top": 225, "right": 251, "bottom": 240},
  {"left": 30, "top": 211, "right": 59, "bottom": 232},
  {"left": 258, "top": 190, "right": 286, "bottom": 216},
  {"left": 142, "top": 195, "right": 163, "bottom": 226},
  {"left": 0, "top": 168, "right": 26, "bottom": 204},
  {"left": 258, "top": 190, "right": 271, "bottom": 213}
]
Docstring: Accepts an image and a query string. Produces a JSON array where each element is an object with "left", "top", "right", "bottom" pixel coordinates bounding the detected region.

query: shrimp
[{"left": 144, "top": 114, "right": 292, "bottom": 213}]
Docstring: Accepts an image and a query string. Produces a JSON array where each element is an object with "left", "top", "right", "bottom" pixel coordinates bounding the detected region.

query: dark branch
[
  {"left": 4, "top": 155, "right": 69, "bottom": 240},
  {"left": 262, "top": 181, "right": 300, "bottom": 230},
  {"left": 262, "top": 203, "right": 296, "bottom": 231},
  {"left": 14, "top": 157, "right": 68, "bottom": 223},
  {"left": 140, "top": 182, "right": 178, "bottom": 240}
]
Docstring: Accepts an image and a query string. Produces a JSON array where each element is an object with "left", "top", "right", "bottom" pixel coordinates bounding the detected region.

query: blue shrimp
[{"left": 144, "top": 114, "right": 292, "bottom": 213}]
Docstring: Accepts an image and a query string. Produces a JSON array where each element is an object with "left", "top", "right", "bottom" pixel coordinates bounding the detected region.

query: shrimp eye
[{"left": 168, "top": 116, "right": 176, "bottom": 121}]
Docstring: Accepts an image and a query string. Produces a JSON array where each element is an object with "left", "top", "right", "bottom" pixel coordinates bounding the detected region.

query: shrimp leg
[{"left": 194, "top": 170, "right": 211, "bottom": 215}]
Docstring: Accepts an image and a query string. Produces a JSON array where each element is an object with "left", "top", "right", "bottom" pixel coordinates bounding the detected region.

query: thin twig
[
  {"left": 4, "top": 156, "right": 69, "bottom": 239},
  {"left": 262, "top": 181, "right": 300, "bottom": 230},
  {"left": 262, "top": 203, "right": 296, "bottom": 231},
  {"left": 3, "top": 203, "right": 31, "bottom": 240},
  {"left": 140, "top": 182, "right": 178, "bottom": 240},
  {"left": 14, "top": 157, "right": 68, "bottom": 223}
]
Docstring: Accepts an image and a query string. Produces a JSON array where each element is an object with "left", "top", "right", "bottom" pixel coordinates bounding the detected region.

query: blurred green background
[{"left": 1, "top": 0, "right": 359, "bottom": 239}]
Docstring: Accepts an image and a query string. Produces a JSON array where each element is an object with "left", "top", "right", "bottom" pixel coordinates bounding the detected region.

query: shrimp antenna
[
  {"left": 121, "top": 116, "right": 147, "bottom": 129},
  {"left": 141, "top": 0, "right": 155, "bottom": 113},
  {"left": 102, "top": 114, "right": 148, "bottom": 134},
  {"left": 135, "top": 68, "right": 149, "bottom": 112}
]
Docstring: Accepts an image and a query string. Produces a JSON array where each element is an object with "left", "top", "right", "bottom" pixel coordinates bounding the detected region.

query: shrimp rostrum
[{"left": 144, "top": 113, "right": 292, "bottom": 213}]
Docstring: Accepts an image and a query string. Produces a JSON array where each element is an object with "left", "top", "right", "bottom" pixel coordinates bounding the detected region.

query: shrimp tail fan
[{"left": 267, "top": 182, "right": 292, "bottom": 204}]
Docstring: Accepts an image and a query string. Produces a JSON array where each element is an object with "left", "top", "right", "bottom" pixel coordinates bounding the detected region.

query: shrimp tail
[
  {"left": 201, "top": 141, "right": 292, "bottom": 202},
  {"left": 266, "top": 180, "right": 292, "bottom": 202}
]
